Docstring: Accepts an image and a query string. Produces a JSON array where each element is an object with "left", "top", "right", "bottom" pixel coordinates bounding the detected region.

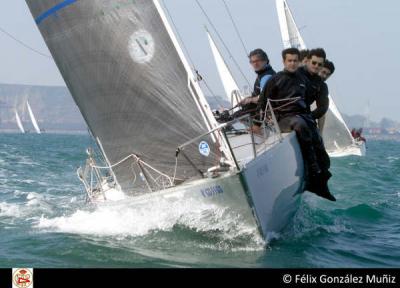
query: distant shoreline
[
  {"left": 364, "top": 135, "right": 400, "bottom": 142},
  {"left": 0, "top": 129, "right": 88, "bottom": 135},
  {"left": 1, "top": 129, "right": 399, "bottom": 141}
]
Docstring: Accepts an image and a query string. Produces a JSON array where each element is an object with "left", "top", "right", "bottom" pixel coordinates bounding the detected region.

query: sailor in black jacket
[
  {"left": 258, "top": 68, "right": 309, "bottom": 119},
  {"left": 297, "top": 49, "right": 332, "bottom": 174},
  {"left": 298, "top": 48, "right": 330, "bottom": 126},
  {"left": 317, "top": 59, "right": 336, "bottom": 131},
  {"left": 258, "top": 48, "right": 335, "bottom": 202}
]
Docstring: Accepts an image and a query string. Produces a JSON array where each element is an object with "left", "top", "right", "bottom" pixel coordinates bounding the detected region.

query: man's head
[
  {"left": 306, "top": 48, "right": 326, "bottom": 75},
  {"left": 282, "top": 48, "right": 300, "bottom": 73},
  {"left": 299, "top": 49, "right": 310, "bottom": 65},
  {"left": 249, "top": 49, "right": 270, "bottom": 72},
  {"left": 319, "top": 59, "right": 335, "bottom": 81}
]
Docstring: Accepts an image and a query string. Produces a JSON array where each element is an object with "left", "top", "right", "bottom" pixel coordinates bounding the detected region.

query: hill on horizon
[{"left": 1, "top": 83, "right": 398, "bottom": 133}]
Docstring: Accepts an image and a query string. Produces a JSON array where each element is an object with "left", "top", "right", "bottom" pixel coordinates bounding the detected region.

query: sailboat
[
  {"left": 15, "top": 109, "right": 26, "bottom": 134},
  {"left": 25, "top": 0, "right": 305, "bottom": 240},
  {"left": 276, "top": 0, "right": 366, "bottom": 157},
  {"left": 26, "top": 100, "right": 41, "bottom": 134}
]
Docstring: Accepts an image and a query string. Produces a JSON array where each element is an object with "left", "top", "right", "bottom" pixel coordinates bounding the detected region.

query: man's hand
[
  {"left": 239, "top": 96, "right": 259, "bottom": 106},
  {"left": 249, "top": 125, "right": 262, "bottom": 135}
]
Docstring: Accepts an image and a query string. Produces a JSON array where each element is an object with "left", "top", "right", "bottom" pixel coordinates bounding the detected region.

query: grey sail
[{"left": 25, "top": 0, "right": 226, "bottom": 193}]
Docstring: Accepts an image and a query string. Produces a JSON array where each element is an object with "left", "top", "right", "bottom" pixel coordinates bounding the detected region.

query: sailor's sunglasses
[
  {"left": 250, "top": 59, "right": 263, "bottom": 64},
  {"left": 311, "top": 61, "right": 324, "bottom": 67}
]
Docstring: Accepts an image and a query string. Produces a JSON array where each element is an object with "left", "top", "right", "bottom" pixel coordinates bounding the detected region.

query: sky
[{"left": 0, "top": 0, "right": 399, "bottom": 122}]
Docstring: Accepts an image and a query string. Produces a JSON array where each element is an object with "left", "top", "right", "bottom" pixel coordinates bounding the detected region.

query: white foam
[
  {"left": 27, "top": 192, "right": 39, "bottom": 200},
  {"left": 0, "top": 202, "right": 21, "bottom": 217},
  {"left": 387, "top": 156, "right": 400, "bottom": 163},
  {"left": 37, "top": 193, "right": 261, "bottom": 245}
]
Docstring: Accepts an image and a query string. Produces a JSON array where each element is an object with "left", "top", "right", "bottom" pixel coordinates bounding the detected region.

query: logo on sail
[
  {"left": 128, "top": 30, "right": 155, "bottom": 64},
  {"left": 199, "top": 141, "right": 210, "bottom": 157}
]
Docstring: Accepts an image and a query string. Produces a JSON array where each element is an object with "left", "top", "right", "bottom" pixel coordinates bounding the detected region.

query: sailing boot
[{"left": 306, "top": 173, "right": 336, "bottom": 202}]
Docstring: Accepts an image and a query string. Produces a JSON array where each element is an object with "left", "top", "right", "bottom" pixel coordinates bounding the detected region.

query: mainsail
[
  {"left": 275, "top": 0, "right": 356, "bottom": 153},
  {"left": 206, "top": 31, "right": 242, "bottom": 107},
  {"left": 26, "top": 100, "right": 41, "bottom": 134},
  {"left": 15, "top": 110, "right": 25, "bottom": 134},
  {"left": 25, "top": 0, "right": 232, "bottom": 193}
]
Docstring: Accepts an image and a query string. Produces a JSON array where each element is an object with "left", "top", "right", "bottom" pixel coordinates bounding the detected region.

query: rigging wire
[
  {"left": 161, "top": 0, "right": 197, "bottom": 69},
  {"left": 161, "top": 0, "right": 224, "bottom": 108},
  {"left": 194, "top": 0, "right": 251, "bottom": 86},
  {"left": 0, "top": 26, "right": 52, "bottom": 59},
  {"left": 221, "top": 0, "right": 248, "bottom": 57}
]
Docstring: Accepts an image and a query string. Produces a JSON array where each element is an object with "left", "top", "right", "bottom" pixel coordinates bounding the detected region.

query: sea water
[{"left": 0, "top": 134, "right": 399, "bottom": 268}]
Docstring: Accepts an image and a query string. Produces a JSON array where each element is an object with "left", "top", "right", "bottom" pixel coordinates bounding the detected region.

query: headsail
[
  {"left": 275, "top": 0, "right": 357, "bottom": 154},
  {"left": 206, "top": 30, "right": 242, "bottom": 107},
  {"left": 321, "top": 95, "right": 354, "bottom": 151},
  {"left": 15, "top": 110, "right": 25, "bottom": 134},
  {"left": 276, "top": 0, "right": 306, "bottom": 50},
  {"left": 25, "top": 0, "right": 232, "bottom": 193},
  {"left": 26, "top": 100, "right": 41, "bottom": 134}
]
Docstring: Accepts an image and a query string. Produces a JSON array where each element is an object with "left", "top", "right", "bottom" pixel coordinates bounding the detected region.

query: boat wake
[{"left": 36, "top": 193, "right": 265, "bottom": 250}]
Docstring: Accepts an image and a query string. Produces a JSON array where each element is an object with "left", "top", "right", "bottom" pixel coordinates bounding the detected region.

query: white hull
[
  {"left": 328, "top": 141, "right": 366, "bottom": 158},
  {"left": 92, "top": 133, "right": 304, "bottom": 240}
]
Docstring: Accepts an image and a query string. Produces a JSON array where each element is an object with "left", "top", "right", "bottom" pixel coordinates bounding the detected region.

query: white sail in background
[
  {"left": 276, "top": 0, "right": 306, "bottom": 50},
  {"left": 206, "top": 31, "right": 242, "bottom": 107},
  {"left": 275, "top": 0, "right": 364, "bottom": 156},
  {"left": 26, "top": 101, "right": 41, "bottom": 134},
  {"left": 15, "top": 110, "right": 25, "bottom": 134}
]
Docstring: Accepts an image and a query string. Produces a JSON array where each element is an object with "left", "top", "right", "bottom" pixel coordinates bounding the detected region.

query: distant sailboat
[
  {"left": 275, "top": 0, "right": 366, "bottom": 157},
  {"left": 15, "top": 110, "right": 26, "bottom": 134},
  {"left": 26, "top": 100, "right": 41, "bottom": 134}
]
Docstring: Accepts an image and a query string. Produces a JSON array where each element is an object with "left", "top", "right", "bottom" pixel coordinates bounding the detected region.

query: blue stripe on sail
[{"left": 35, "top": 0, "right": 77, "bottom": 25}]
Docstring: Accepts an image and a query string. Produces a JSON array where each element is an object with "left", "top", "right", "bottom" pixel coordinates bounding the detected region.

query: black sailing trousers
[{"left": 278, "top": 114, "right": 330, "bottom": 179}]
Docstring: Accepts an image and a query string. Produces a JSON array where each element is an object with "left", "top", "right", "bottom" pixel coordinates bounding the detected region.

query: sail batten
[{"left": 25, "top": 0, "right": 230, "bottom": 193}]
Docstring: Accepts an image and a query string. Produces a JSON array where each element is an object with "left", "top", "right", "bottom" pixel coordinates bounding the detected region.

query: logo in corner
[
  {"left": 13, "top": 268, "right": 33, "bottom": 288},
  {"left": 199, "top": 141, "right": 210, "bottom": 157}
]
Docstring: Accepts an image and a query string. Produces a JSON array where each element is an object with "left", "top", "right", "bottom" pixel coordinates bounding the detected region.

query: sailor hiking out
[{"left": 258, "top": 48, "right": 336, "bottom": 201}]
